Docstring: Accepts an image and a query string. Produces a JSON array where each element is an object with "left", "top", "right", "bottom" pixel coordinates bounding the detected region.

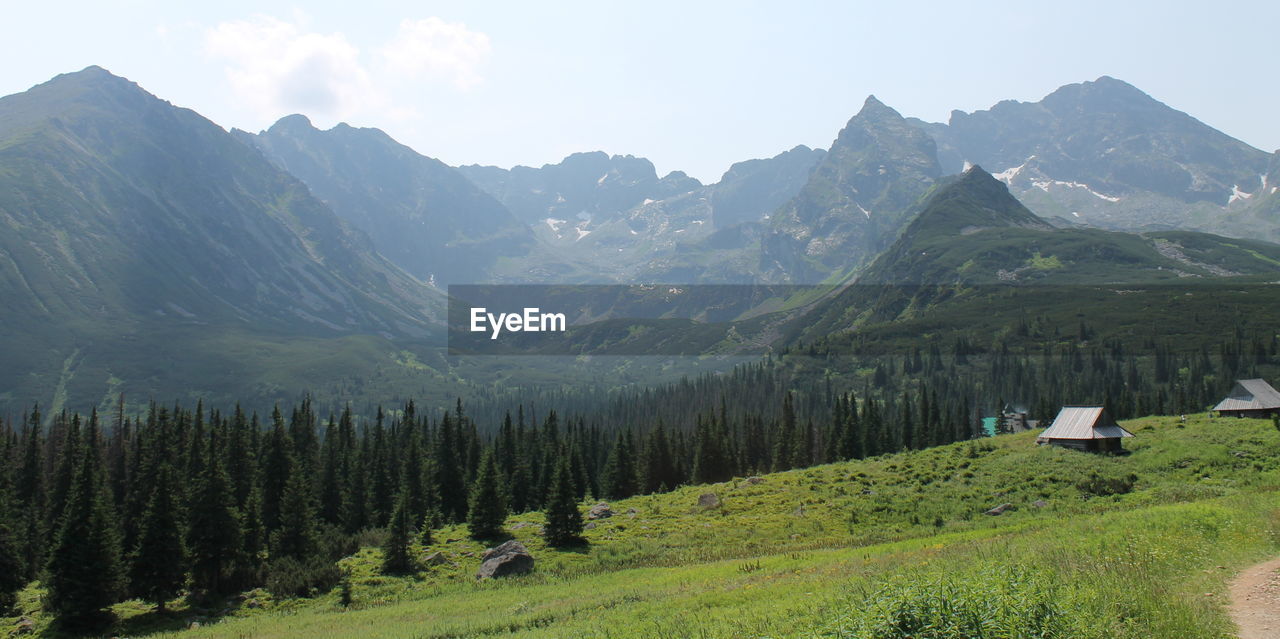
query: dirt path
[{"left": 1230, "top": 557, "right": 1280, "bottom": 638}]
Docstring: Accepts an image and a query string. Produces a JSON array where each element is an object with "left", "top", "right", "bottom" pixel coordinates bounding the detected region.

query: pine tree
[
  {"left": 129, "top": 462, "right": 186, "bottom": 610},
  {"left": 45, "top": 412, "right": 125, "bottom": 630},
  {"left": 600, "top": 430, "right": 637, "bottom": 499},
  {"left": 368, "top": 409, "right": 394, "bottom": 526},
  {"left": 272, "top": 468, "right": 318, "bottom": 561},
  {"left": 381, "top": 489, "right": 415, "bottom": 574},
  {"left": 238, "top": 485, "right": 267, "bottom": 588},
  {"left": 466, "top": 449, "right": 507, "bottom": 539},
  {"left": 639, "top": 421, "right": 677, "bottom": 494},
  {"left": 434, "top": 411, "right": 468, "bottom": 523},
  {"left": 45, "top": 412, "right": 82, "bottom": 542},
  {"left": 772, "top": 394, "right": 796, "bottom": 471},
  {"left": 15, "top": 408, "right": 44, "bottom": 580},
  {"left": 543, "top": 454, "right": 583, "bottom": 547},
  {"left": 0, "top": 466, "right": 24, "bottom": 614},
  {"left": 260, "top": 406, "right": 294, "bottom": 533},
  {"left": 187, "top": 428, "right": 242, "bottom": 597}
]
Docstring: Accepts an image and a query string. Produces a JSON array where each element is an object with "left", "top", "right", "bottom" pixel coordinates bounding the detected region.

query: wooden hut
[
  {"left": 1036, "top": 406, "right": 1133, "bottom": 452},
  {"left": 1213, "top": 379, "right": 1280, "bottom": 419}
]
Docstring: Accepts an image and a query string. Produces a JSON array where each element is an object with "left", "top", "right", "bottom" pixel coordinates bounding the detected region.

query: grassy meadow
[{"left": 7, "top": 413, "right": 1280, "bottom": 638}]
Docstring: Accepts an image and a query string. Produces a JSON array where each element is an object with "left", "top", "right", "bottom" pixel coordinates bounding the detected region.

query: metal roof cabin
[
  {"left": 1213, "top": 379, "right": 1280, "bottom": 418},
  {"left": 1036, "top": 406, "right": 1133, "bottom": 452}
]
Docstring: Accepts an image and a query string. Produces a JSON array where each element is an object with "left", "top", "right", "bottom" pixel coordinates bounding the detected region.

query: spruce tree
[
  {"left": 15, "top": 408, "right": 44, "bottom": 580},
  {"left": 0, "top": 472, "right": 24, "bottom": 614},
  {"left": 271, "top": 468, "right": 318, "bottom": 561},
  {"left": 639, "top": 421, "right": 676, "bottom": 494},
  {"left": 238, "top": 485, "right": 267, "bottom": 589},
  {"left": 45, "top": 412, "right": 81, "bottom": 542},
  {"left": 381, "top": 489, "right": 415, "bottom": 574},
  {"left": 129, "top": 462, "right": 186, "bottom": 610},
  {"left": 187, "top": 430, "right": 242, "bottom": 597},
  {"left": 45, "top": 412, "right": 125, "bottom": 630},
  {"left": 600, "top": 431, "right": 637, "bottom": 499},
  {"left": 542, "top": 455, "right": 583, "bottom": 547},
  {"left": 434, "top": 412, "right": 468, "bottom": 523},
  {"left": 772, "top": 394, "right": 796, "bottom": 471},
  {"left": 260, "top": 406, "right": 293, "bottom": 533},
  {"left": 466, "top": 449, "right": 507, "bottom": 540}
]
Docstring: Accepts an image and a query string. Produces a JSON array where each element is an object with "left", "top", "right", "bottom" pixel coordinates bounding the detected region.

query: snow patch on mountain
[
  {"left": 1031, "top": 179, "right": 1121, "bottom": 202},
  {"left": 1228, "top": 184, "right": 1253, "bottom": 205},
  {"left": 992, "top": 156, "right": 1035, "bottom": 184},
  {"left": 545, "top": 218, "right": 567, "bottom": 233}
]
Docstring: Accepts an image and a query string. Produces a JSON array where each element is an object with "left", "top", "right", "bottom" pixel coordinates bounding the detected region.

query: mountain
[
  {"left": 788, "top": 166, "right": 1280, "bottom": 345},
  {"left": 457, "top": 147, "right": 825, "bottom": 284},
  {"left": 238, "top": 116, "right": 534, "bottom": 287},
  {"left": 763, "top": 96, "right": 943, "bottom": 282},
  {"left": 0, "top": 67, "right": 443, "bottom": 412},
  {"left": 913, "top": 77, "right": 1278, "bottom": 239},
  {"left": 864, "top": 165, "right": 1280, "bottom": 285},
  {"left": 709, "top": 145, "right": 827, "bottom": 228},
  {"left": 458, "top": 152, "right": 703, "bottom": 238}
]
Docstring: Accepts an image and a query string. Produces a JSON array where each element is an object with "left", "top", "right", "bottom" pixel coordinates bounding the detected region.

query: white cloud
[
  {"left": 204, "top": 15, "right": 380, "bottom": 122},
  {"left": 379, "top": 17, "right": 491, "bottom": 90},
  {"left": 204, "top": 14, "right": 488, "bottom": 126}
]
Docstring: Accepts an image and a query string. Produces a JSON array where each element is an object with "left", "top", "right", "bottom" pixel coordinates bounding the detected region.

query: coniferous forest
[{"left": 2, "top": 334, "right": 1278, "bottom": 630}]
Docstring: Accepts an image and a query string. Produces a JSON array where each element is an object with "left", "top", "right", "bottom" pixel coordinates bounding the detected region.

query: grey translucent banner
[{"left": 446, "top": 282, "right": 1280, "bottom": 356}]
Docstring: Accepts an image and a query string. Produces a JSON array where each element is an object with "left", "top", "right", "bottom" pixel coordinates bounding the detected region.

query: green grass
[{"left": 7, "top": 414, "right": 1280, "bottom": 638}]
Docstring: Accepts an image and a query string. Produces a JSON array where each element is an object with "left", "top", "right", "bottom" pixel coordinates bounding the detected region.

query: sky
[{"left": 2, "top": 1, "right": 1277, "bottom": 183}]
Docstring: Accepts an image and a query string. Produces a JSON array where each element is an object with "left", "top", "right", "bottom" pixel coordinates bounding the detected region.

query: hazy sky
[{"left": 3, "top": 1, "right": 1277, "bottom": 182}]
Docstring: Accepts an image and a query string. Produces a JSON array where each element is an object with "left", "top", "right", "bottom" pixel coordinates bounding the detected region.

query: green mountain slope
[
  {"left": 0, "top": 67, "right": 445, "bottom": 413},
  {"left": 788, "top": 166, "right": 1280, "bottom": 346}
]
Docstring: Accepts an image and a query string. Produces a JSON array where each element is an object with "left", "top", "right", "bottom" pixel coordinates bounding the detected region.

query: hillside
[
  {"left": 791, "top": 166, "right": 1280, "bottom": 349},
  {"left": 0, "top": 67, "right": 446, "bottom": 413},
  {"left": 9, "top": 413, "right": 1277, "bottom": 638}
]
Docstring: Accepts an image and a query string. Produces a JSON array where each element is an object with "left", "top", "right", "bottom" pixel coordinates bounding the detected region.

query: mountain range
[{"left": 2, "top": 65, "right": 1278, "bottom": 414}]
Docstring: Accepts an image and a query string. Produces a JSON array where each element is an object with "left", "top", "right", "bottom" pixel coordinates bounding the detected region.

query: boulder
[
  {"left": 477, "top": 540, "right": 535, "bottom": 579},
  {"left": 698, "top": 493, "right": 720, "bottom": 508},
  {"left": 1032, "top": 499, "right": 1049, "bottom": 508},
  {"left": 584, "top": 522, "right": 596, "bottom": 530},
  {"left": 745, "top": 476, "right": 765, "bottom": 485},
  {"left": 423, "top": 551, "right": 451, "bottom": 566},
  {"left": 587, "top": 502, "right": 614, "bottom": 520},
  {"left": 985, "top": 503, "right": 1013, "bottom": 516}
]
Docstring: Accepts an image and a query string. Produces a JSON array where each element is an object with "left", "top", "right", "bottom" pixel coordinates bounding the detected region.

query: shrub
[
  {"left": 823, "top": 566, "right": 1074, "bottom": 638},
  {"left": 1075, "top": 472, "right": 1138, "bottom": 498},
  {"left": 266, "top": 556, "right": 343, "bottom": 598}
]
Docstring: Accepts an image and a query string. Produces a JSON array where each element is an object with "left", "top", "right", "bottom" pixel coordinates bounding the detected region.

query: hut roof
[
  {"left": 1213, "top": 379, "right": 1280, "bottom": 412},
  {"left": 1037, "top": 406, "right": 1133, "bottom": 441}
]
